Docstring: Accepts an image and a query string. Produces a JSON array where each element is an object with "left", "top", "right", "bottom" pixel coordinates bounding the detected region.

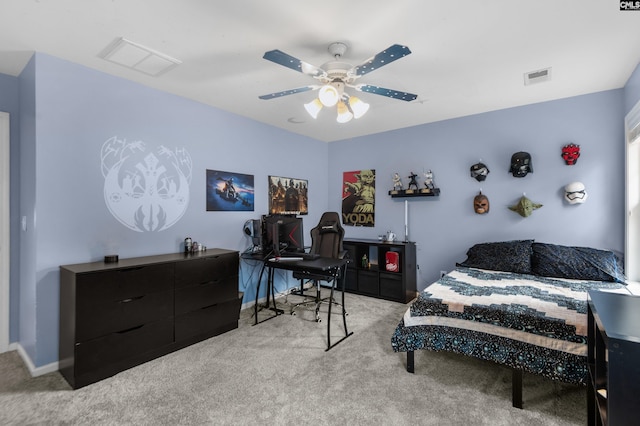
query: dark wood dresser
[
  {"left": 59, "top": 249, "right": 241, "bottom": 389},
  {"left": 587, "top": 290, "right": 640, "bottom": 425}
]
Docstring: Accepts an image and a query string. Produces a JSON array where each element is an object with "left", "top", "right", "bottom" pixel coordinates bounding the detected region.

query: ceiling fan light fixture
[
  {"left": 318, "top": 84, "right": 340, "bottom": 107},
  {"left": 304, "top": 98, "right": 323, "bottom": 119},
  {"left": 348, "top": 96, "right": 370, "bottom": 119},
  {"left": 336, "top": 100, "right": 353, "bottom": 123}
]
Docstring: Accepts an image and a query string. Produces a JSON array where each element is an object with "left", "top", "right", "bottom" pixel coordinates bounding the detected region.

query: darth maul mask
[{"left": 561, "top": 143, "right": 580, "bottom": 165}]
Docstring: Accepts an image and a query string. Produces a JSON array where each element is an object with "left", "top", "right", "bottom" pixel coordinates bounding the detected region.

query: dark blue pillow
[
  {"left": 531, "top": 243, "right": 625, "bottom": 283},
  {"left": 457, "top": 240, "right": 533, "bottom": 274}
]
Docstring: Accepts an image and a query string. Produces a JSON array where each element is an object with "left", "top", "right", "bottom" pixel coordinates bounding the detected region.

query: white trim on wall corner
[
  {"left": 14, "top": 343, "right": 60, "bottom": 377},
  {"left": 0, "top": 112, "right": 9, "bottom": 354}
]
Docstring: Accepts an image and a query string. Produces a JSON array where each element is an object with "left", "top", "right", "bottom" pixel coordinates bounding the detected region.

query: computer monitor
[{"left": 262, "top": 214, "right": 304, "bottom": 255}]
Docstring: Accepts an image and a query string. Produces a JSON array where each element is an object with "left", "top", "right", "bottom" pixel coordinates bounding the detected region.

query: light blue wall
[
  {"left": 328, "top": 90, "right": 625, "bottom": 289},
  {"left": 16, "top": 53, "right": 329, "bottom": 366},
  {"left": 4, "top": 52, "right": 639, "bottom": 368}
]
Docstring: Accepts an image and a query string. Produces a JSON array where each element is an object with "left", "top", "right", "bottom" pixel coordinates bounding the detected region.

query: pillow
[
  {"left": 457, "top": 240, "right": 534, "bottom": 274},
  {"left": 531, "top": 243, "right": 625, "bottom": 283}
]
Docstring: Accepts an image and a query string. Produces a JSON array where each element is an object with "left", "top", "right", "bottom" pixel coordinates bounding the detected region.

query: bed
[{"left": 391, "top": 240, "right": 630, "bottom": 408}]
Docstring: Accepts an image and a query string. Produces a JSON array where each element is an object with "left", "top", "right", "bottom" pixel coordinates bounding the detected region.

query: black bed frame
[{"left": 405, "top": 350, "right": 524, "bottom": 409}]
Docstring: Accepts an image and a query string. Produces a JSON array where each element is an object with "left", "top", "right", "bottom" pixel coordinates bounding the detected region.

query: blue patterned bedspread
[{"left": 391, "top": 267, "right": 629, "bottom": 384}]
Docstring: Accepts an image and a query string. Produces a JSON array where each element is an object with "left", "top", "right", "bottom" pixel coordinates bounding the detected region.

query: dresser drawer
[
  {"left": 175, "top": 253, "right": 238, "bottom": 288},
  {"left": 175, "top": 296, "right": 241, "bottom": 342},
  {"left": 76, "top": 263, "right": 174, "bottom": 304},
  {"left": 175, "top": 275, "right": 238, "bottom": 315},
  {"left": 76, "top": 288, "right": 173, "bottom": 342},
  {"left": 74, "top": 317, "right": 173, "bottom": 375}
]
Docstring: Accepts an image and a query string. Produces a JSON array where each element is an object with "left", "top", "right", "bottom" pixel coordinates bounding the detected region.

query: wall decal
[
  {"left": 206, "top": 169, "right": 254, "bottom": 211},
  {"left": 342, "top": 169, "right": 375, "bottom": 227},
  {"left": 268, "top": 175, "right": 308, "bottom": 215},
  {"left": 101, "top": 136, "right": 192, "bottom": 232}
]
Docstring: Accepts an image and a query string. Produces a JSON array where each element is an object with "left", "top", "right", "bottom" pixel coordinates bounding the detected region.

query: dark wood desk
[{"left": 254, "top": 256, "right": 353, "bottom": 351}]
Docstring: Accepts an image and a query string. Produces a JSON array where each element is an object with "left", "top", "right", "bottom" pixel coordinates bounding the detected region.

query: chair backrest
[{"left": 309, "top": 212, "right": 344, "bottom": 259}]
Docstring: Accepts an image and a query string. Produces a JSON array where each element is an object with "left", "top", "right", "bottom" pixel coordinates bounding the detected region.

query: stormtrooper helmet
[
  {"left": 509, "top": 152, "right": 533, "bottom": 178},
  {"left": 564, "top": 181, "right": 588, "bottom": 204},
  {"left": 470, "top": 162, "right": 490, "bottom": 181}
]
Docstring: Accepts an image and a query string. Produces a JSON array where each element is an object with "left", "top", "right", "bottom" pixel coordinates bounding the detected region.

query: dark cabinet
[
  {"left": 60, "top": 250, "right": 241, "bottom": 389},
  {"left": 342, "top": 239, "right": 417, "bottom": 303},
  {"left": 587, "top": 291, "right": 640, "bottom": 426}
]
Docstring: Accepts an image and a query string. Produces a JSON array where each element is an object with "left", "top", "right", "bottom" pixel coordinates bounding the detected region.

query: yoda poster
[{"left": 342, "top": 169, "right": 375, "bottom": 227}]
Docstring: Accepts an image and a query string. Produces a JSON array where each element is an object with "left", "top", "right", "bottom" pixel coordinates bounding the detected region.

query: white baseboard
[{"left": 13, "top": 342, "right": 59, "bottom": 377}]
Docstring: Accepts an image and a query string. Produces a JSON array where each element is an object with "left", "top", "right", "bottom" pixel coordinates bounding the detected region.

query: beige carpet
[{"left": 0, "top": 291, "right": 585, "bottom": 425}]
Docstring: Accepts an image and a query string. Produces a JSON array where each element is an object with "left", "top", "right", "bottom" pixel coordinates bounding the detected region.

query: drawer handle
[
  {"left": 119, "top": 266, "right": 145, "bottom": 273},
  {"left": 201, "top": 304, "right": 218, "bottom": 311},
  {"left": 116, "top": 324, "right": 144, "bottom": 334},
  {"left": 119, "top": 295, "right": 145, "bottom": 304},
  {"left": 199, "top": 280, "right": 220, "bottom": 286}
]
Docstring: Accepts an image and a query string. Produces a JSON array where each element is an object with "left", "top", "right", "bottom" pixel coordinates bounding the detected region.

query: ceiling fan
[{"left": 259, "top": 42, "right": 418, "bottom": 122}]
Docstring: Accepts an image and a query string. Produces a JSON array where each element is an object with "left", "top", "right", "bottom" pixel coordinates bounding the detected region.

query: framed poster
[
  {"left": 342, "top": 169, "right": 375, "bottom": 227},
  {"left": 206, "top": 169, "right": 254, "bottom": 211},
  {"left": 268, "top": 175, "right": 308, "bottom": 215}
]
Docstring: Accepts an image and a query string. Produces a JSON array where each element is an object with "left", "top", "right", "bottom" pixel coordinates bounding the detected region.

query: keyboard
[{"left": 278, "top": 252, "right": 320, "bottom": 260}]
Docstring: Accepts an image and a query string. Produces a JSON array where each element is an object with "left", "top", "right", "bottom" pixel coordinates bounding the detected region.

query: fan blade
[
  {"left": 352, "top": 44, "right": 412, "bottom": 77},
  {"left": 259, "top": 86, "right": 317, "bottom": 100},
  {"left": 356, "top": 84, "right": 417, "bottom": 101},
  {"left": 263, "top": 50, "right": 327, "bottom": 78}
]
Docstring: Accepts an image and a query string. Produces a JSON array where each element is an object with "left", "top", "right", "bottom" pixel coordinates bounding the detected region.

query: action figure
[
  {"left": 407, "top": 172, "right": 419, "bottom": 191},
  {"left": 392, "top": 173, "right": 404, "bottom": 191},
  {"left": 423, "top": 170, "right": 435, "bottom": 189}
]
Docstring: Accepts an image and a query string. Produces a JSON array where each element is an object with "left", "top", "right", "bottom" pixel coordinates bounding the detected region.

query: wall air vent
[
  {"left": 524, "top": 67, "right": 552, "bottom": 86},
  {"left": 99, "top": 37, "right": 181, "bottom": 77}
]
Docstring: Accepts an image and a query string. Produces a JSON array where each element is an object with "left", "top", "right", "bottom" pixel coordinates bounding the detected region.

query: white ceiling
[{"left": 1, "top": 1, "right": 640, "bottom": 142}]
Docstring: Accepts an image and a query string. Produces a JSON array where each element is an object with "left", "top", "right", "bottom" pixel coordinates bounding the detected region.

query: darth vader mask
[
  {"left": 473, "top": 192, "right": 490, "bottom": 214},
  {"left": 509, "top": 152, "right": 533, "bottom": 178},
  {"left": 470, "top": 162, "right": 490, "bottom": 182},
  {"left": 564, "top": 181, "right": 588, "bottom": 204},
  {"left": 561, "top": 143, "right": 580, "bottom": 165}
]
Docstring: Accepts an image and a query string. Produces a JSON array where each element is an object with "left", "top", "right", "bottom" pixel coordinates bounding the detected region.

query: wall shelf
[{"left": 388, "top": 188, "right": 440, "bottom": 198}]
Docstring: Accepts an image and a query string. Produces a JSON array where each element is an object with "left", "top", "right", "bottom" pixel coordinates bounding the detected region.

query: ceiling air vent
[
  {"left": 99, "top": 37, "right": 181, "bottom": 77},
  {"left": 524, "top": 67, "right": 551, "bottom": 86}
]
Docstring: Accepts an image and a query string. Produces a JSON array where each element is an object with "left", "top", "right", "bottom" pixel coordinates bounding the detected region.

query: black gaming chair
[{"left": 290, "top": 212, "right": 347, "bottom": 321}]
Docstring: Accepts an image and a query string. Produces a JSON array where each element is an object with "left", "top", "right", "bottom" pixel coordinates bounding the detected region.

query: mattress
[{"left": 391, "top": 266, "right": 629, "bottom": 384}]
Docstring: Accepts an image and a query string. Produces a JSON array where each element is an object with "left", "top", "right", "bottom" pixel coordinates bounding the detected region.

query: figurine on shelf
[
  {"left": 392, "top": 173, "right": 404, "bottom": 191},
  {"left": 423, "top": 170, "right": 435, "bottom": 189},
  {"left": 407, "top": 172, "right": 419, "bottom": 191}
]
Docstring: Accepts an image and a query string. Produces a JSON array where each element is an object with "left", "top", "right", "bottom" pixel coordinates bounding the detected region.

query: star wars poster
[
  {"left": 268, "top": 175, "right": 309, "bottom": 215},
  {"left": 206, "top": 169, "right": 254, "bottom": 211},
  {"left": 342, "top": 169, "right": 375, "bottom": 227}
]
